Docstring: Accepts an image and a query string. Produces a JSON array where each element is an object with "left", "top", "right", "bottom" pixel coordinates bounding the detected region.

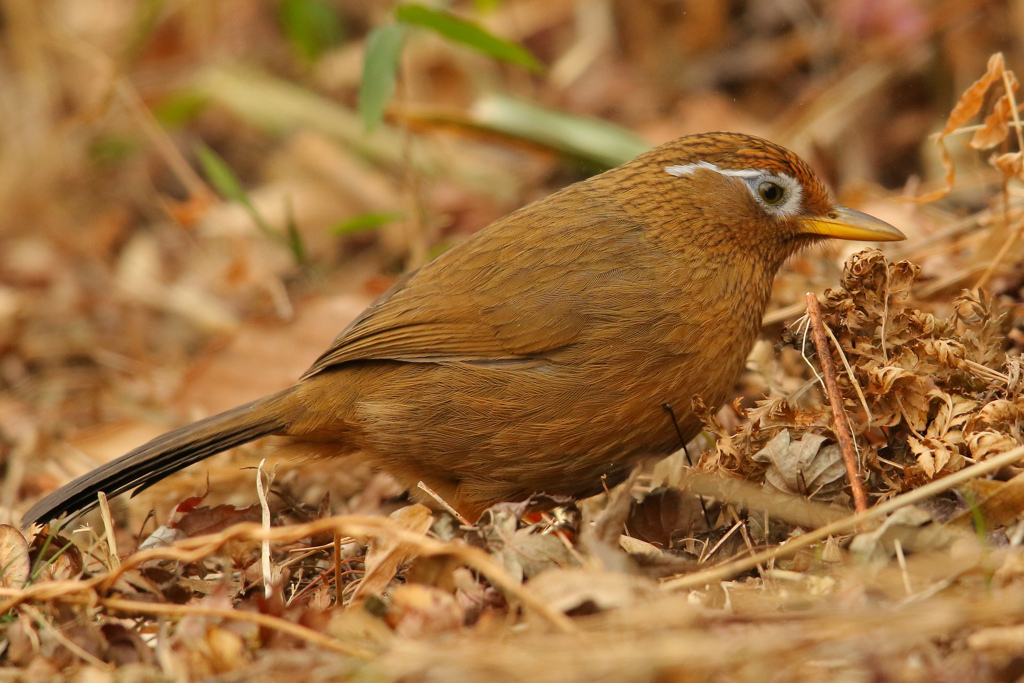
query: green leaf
[
  {"left": 196, "top": 143, "right": 291, "bottom": 259},
  {"left": 471, "top": 94, "right": 649, "bottom": 169},
  {"left": 89, "top": 135, "right": 138, "bottom": 166},
  {"left": 279, "top": 0, "right": 345, "bottom": 63},
  {"left": 122, "top": 0, "right": 169, "bottom": 62},
  {"left": 473, "top": 0, "right": 501, "bottom": 12},
  {"left": 153, "top": 90, "right": 209, "bottom": 128},
  {"left": 426, "top": 239, "right": 453, "bottom": 261},
  {"left": 284, "top": 197, "right": 308, "bottom": 265},
  {"left": 359, "top": 23, "right": 407, "bottom": 132},
  {"left": 196, "top": 142, "right": 248, "bottom": 202},
  {"left": 396, "top": 4, "right": 542, "bottom": 73},
  {"left": 330, "top": 211, "right": 405, "bottom": 236}
]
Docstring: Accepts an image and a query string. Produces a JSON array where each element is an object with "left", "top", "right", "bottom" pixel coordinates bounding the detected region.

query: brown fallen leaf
[
  {"left": 385, "top": 583, "right": 466, "bottom": 637},
  {"left": 0, "top": 525, "right": 29, "bottom": 588},
  {"left": 949, "top": 471, "right": 1024, "bottom": 529},
  {"left": 175, "top": 503, "right": 263, "bottom": 538},
  {"left": 475, "top": 504, "right": 579, "bottom": 582},
  {"left": 848, "top": 506, "right": 959, "bottom": 559},
  {"left": 915, "top": 52, "right": 1008, "bottom": 202},
  {"left": 752, "top": 431, "right": 846, "bottom": 500},
  {"left": 968, "top": 624, "right": 1024, "bottom": 653},
  {"left": 350, "top": 504, "right": 434, "bottom": 605},
  {"left": 970, "top": 70, "right": 1019, "bottom": 150},
  {"left": 27, "top": 531, "right": 82, "bottom": 582},
  {"left": 626, "top": 486, "right": 707, "bottom": 548},
  {"left": 526, "top": 568, "right": 657, "bottom": 616}
]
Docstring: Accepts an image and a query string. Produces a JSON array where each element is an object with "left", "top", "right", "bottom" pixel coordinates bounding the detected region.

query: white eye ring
[
  {"left": 665, "top": 162, "right": 804, "bottom": 218},
  {"left": 741, "top": 172, "right": 803, "bottom": 217}
]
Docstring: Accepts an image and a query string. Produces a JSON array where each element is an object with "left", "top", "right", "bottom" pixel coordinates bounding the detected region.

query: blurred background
[{"left": 1, "top": 0, "right": 1023, "bottom": 521}]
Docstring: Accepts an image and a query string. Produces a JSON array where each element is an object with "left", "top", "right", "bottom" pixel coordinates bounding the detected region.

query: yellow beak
[{"left": 798, "top": 206, "right": 906, "bottom": 242}]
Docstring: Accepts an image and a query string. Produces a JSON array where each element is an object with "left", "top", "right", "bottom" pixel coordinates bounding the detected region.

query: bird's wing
[{"left": 301, "top": 186, "right": 643, "bottom": 379}]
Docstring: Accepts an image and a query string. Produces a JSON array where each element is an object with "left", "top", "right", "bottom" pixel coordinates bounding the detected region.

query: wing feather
[{"left": 301, "top": 185, "right": 648, "bottom": 379}]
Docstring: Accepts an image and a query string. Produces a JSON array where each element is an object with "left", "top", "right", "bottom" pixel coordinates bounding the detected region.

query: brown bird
[{"left": 23, "top": 132, "right": 904, "bottom": 527}]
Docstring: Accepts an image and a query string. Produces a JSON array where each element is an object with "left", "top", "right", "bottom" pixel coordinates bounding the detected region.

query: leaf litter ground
[{"left": 8, "top": 7, "right": 1024, "bottom": 682}]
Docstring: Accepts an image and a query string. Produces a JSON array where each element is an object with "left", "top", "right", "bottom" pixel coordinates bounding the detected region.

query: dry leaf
[
  {"left": 27, "top": 532, "right": 82, "bottom": 582},
  {"left": 526, "top": 568, "right": 657, "bottom": 615},
  {"left": 626, "top": 486, "right": 707, "bottom": 547},
  {"left": 102, "top": 623, "right": 158, "bottom": 666},
  {"left": 0, "top": 525, "right": 30, "bottom": 589},
  {"left": 176, "top": 503, "right": 263, "bottom": 537},
  {"left": 970, "top": 70, "right": 1018, "bottom": 150},
  {"left": 948, "top": 471, "right": 1024, "bottom": 529},
  {"left": 990, "top": 151, "right": 1024, "bottom": 181},
  {"left": 915, "top": 52, "right": 1007, "bottom": 202},
  {"left": 619, "top": 535, "right": 665, "bottom": 561},
  {"left": 966, "top": 430, "right": 1020, "bottom": 460},
  {"left": 934, "top": 51, "right": 1004, "bottom": 135},
  {"left": 908, "top": 434, "right": 960, "bottom": 477},
  {"left": 849, "top": 506, "right": 938, "bottom": 560},
  {"left": 752, "top": 431, "right": 847, "bottom": 500},
  {"left": 386, "top": 583, "right": 466, "bottom": 637},
  {"left": 968, "top": 625, "right": 1024, "bottom": 652},
  {"left": 491, "top": 528, "right": 578, "bottom": 582},
  {"left": 351, "top": 504, "right": 434, "bottom": 604}
]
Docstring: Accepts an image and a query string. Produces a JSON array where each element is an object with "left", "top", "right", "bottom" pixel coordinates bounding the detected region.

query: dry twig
[
  {"left": 98, "top": 597, "right": 374, "bottom": 659},
  {"left": 806, "top": 292, "right": 869, "bottom": 514},
  {"left": 6, "top": 515, "right": 576, "bottom": 634},
  {"left": 663, "top": 441, "right": 1024, "bottom": 591}
]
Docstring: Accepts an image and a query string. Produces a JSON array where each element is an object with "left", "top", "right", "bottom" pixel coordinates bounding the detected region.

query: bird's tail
[{"left": 22, "top": 387, "right": 296, "bottom": 527}]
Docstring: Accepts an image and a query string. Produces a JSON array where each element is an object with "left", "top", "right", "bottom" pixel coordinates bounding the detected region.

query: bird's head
[{"left": 593, "top": 132, "right": 905, "bottom": 262}]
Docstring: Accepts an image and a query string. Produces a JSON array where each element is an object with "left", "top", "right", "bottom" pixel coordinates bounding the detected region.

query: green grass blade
[
  {"left": 396, "top": 4, "right": 542, "bottom": 73},
  {"left": 471, "top": 94, "right": 649, "bottom": 169},
  {"left": 195, "top": 142, "right": 248, "bottom": 202},
  {"left": 359, "top": 23, "right": 407, "bottom": 132},
  {"left": 284, "top": 197, "right": 308, "bottom": 265},
  {"left": 196, "top": 143, "right": 301, "bottom": 263},
  {"left": 330, "top": 211, "right": 405, "bottom": 236},
  {"left": 279, "top": 0, "right": 345, "bottom": 63},
  {"left": 153, "top": 90, "right": 209, "bottom": 128}
]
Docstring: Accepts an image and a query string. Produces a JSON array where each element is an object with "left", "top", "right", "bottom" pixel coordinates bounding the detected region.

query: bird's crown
[{"left": 655, "top": 132, "right": 833, "bottom": 219}]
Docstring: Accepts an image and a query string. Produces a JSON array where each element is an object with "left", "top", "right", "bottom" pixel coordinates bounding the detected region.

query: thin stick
[
  {"left": 822, "top": 321, "right": 873, "bottom": 428},
  {"left": 1003, "top": 69, "right": 1024, "bottom": 154},
  {"left": 98, "top": 597, "right": 373, "bottom": 658},
  {"left": 417, "top": 481, "right": 471, "bottom": 526},
  {"left": 881, "top": 265, "right": 890, "bottom": 362},
  {"left": 11, "top": 514, "right": 576, "bottom": 633},
  {"left": 256, "top": 458, "right": 273, "bottom": 598},
  {"left": 732, "top": 508, "right": 767, "bottom": 582},
  {"left": 116, "top": 79, "right": 211, "bottom": 201},
  {"left": 96, "top": 491, "right": 120, "bottom": 570},
  {"left": 806, "top": 293, "right": 869, "bottom": 515},
  {"left": 894, "top": 539, "right": 912, "bottom": 596},
  {"left": 21, "top": 604, "right": 113, "bottom": 670},
  {"left": 699, "top": 519, "right": 743, "bottom": 564},
  {"left": 333, "top": 530, "right": 344, "bottom": 604}
]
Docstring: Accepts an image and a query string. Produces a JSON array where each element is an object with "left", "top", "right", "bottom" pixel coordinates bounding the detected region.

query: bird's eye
[{"left": 758, "top": 181, "right": 786, "bottom": 205}]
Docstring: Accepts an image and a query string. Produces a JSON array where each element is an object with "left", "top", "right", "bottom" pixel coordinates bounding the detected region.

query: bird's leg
[{"left": 663, "top": 402, "right": 713, "bottom": 530}]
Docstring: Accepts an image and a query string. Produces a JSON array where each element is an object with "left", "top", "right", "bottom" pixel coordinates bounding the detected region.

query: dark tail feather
[{"left": 22, "top": 388, "right": 295, "bottom": 528}]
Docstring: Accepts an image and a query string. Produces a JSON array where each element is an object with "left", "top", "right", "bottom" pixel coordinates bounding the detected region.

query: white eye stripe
[
  {"left": 665, "top": 161, "right": 804, "bottom": 218},
  {"left": 665, "top": 161, "right": 761, "bottom": 179}
]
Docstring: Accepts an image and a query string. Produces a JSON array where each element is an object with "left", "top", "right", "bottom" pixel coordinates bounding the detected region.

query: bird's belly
[{"left": 293, "top": 347, "right": 741, "bottom": 506}]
